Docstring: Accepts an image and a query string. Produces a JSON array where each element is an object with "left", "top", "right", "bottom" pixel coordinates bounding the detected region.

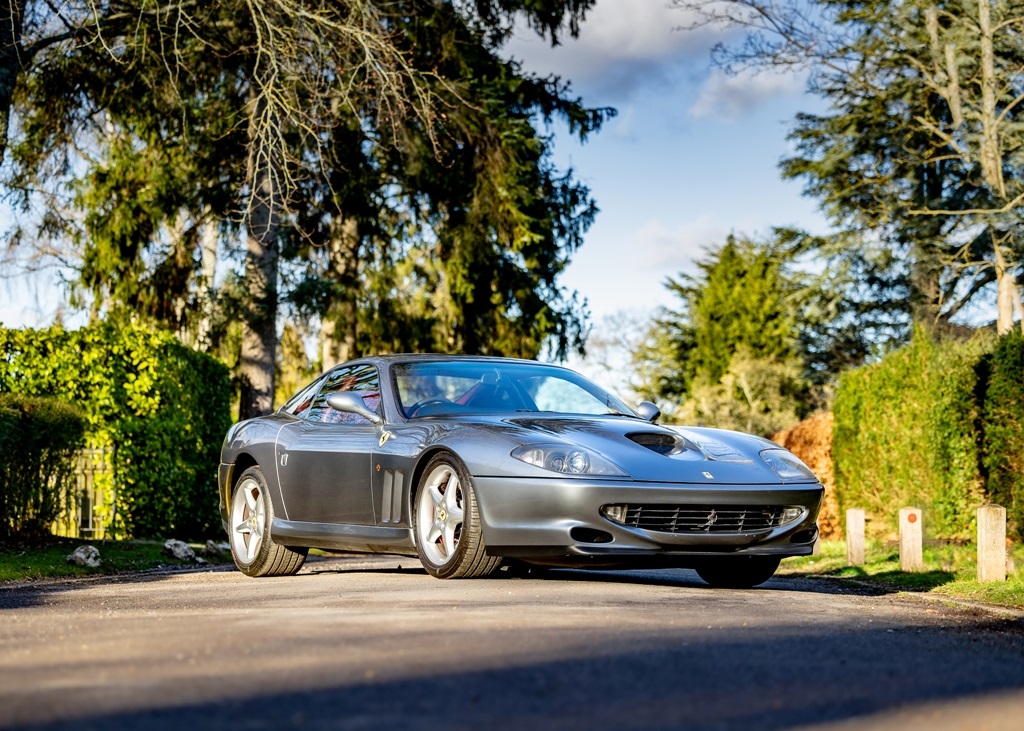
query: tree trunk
[
  {"left": 319, "top": 214, "right": 360, "bottom": 369},
  {"left": 0, "top": 0, "right": 26, "bottom": 165},
  {"left": 977, "top": 0, "right": 1018, "bottom": 334},
  {"left": 994, "top": 241, "right": 1017, "bottom": 334},
  {"left": 195, "top": 208, "right": 220, "bottom": 350},
  {"left": 238, "top": 95, "right": 280, "bottom": 420}
]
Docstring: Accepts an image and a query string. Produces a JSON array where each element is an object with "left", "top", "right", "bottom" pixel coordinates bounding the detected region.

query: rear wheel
[
  {"left": 695, "top": 556, "right": 780, "bottom": 589},
  {"left": 413, "top": 453, "right": 501, "bottom": 579},
  {"left": 229, "top": 466, "right": 307, "bottom": 577}
]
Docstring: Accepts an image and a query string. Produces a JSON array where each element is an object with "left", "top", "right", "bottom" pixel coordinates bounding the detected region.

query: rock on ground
[
  {"left": 163, "top": 539, "right": 196, "bottom": 562},
  {"left": 66, "top": 545, "right": 102, "bottom": 568}
]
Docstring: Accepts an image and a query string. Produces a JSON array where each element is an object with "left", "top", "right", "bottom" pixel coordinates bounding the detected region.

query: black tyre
[
  {"left": 413, "top": 453, "right": 502, "bottom": 579},
  {"left": 229, "top": 466, "right": 307, "bottom": 577},
  {"left": 695, "top": 556, "right": 781, "bottom": 589}
]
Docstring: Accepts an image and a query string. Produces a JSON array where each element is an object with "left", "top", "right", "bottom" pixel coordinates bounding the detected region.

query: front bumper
[{"left": 472, "top": 476, "right": 823, "bottom": 566}]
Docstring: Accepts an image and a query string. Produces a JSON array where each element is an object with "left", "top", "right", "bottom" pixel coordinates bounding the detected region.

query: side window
[
  {"left": 281, "top": 376, "right": 325, "bottom": 419},
  {"left": 307, "top": 365, "right": 381, "bottom": 424}
]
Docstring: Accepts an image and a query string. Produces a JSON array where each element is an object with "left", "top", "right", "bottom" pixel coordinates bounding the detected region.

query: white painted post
[
  {"left": 899, "top": 507, "right": 924, "bottom": 572},
  {"left": 846, "top": 509, "right": 865, "bottom": 566},
  {"left": 977, "top": 504, "right": 1007, "bottom": 583}
]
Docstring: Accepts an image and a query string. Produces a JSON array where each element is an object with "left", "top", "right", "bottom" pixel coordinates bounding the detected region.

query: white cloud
[
  {"left": 634, "top": 216, "right": 729, "bottom": 273},
  {"left": 689, "top": 68, "right": 807, "bottom": 121},
  {"left": 502, "top": 0, "right": 720, "bottom": 101}
]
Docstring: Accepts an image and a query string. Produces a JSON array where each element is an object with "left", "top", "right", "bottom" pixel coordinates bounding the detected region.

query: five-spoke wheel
[
  {"left": 413, "top": 453, "right": 501, "bottom": 579},
  {"left": 229, "top": 466, "right": 307, "bottom": 577}
]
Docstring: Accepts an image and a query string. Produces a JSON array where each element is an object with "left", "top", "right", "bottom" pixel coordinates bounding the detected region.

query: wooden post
[
  {"left": 899, "top": 507, "right": 924, "bottom": 572},
  {"left": 977, "top": 504, "right": 1007, "bottom": 582},
  {"left": 846, "top": 509, "right": 865, "bottom": 566}
]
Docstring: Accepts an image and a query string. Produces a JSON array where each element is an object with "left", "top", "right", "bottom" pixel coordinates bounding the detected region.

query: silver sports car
[{"left": 219, "top": 355, "right": 823, "bottom": 587}]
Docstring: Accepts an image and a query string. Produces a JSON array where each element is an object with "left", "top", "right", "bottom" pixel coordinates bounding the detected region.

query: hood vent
[{"left": 627, "top": 432, "right": 690, "bottom": 456}]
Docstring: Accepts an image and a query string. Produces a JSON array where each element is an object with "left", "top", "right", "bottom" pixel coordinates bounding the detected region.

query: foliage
[
  {"left": 675, "top": 0, "right": 1024, "bottom": 331},
  {"left": 680, "top": 348, "right": 805, "bottom": 437},
  {"left": 0, "top": 324, "right": 232, "bottom": 540},
  {"left": 777, "top": 229, "right": 912, "bottom": 381},
  {"left": 5, "top": 0, "right": 608, "bottom": 422},
  {"left": 637, "top": 234, "right": 814, "bottom": 430},
  {"left": 288, "top": 1, "right": 610, "bottom": 364},
  {"left": 0, "top": 395, "right": 87, "bottom": 541},
  {"left": 832, "top": 328, "right": 991, "bottom": 540},
  {"left": 981, "top": 332, "right": 1024, "bottom": 538},
  {"left": 677, "top": 235, "right": 800, "bottom": 387},
  {"left": 275, "top": 322, "right": 320, "bottom": 410},
  {"left": 771, "top": 411, "right": 839, "bottom": 539}
]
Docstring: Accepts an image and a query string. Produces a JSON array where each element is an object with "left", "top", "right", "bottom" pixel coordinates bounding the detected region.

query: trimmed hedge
[
  {"left": 833, "top": 328, "right": 990, "bottom": 540},
  {"left": 982, "top": 332, "right": 1024, "bottom": 538},
  {"left": 0, "top": 396, "right": 87, "bottom": 539},
  {"left": 0, "top": 323, "right": 232, "bottom": 539}
]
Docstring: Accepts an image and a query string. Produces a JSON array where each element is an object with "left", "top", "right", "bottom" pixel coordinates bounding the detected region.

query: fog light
[
  {"left": 601, "top": 504, "right": 629, "bottom": 524},
  {"left": 781, "top": 507, "right": 804, "bottom": 524}
]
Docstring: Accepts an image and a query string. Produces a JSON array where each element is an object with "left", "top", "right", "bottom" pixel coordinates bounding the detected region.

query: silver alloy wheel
[
  {"left": 231, "top": 475, "right": 266, "bottom": 565},
  {"left": 416, "top": 463, "right": 465, "bottom": 566}
]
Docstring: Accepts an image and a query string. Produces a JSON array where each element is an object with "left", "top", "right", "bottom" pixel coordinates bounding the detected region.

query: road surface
[{"left": 1, "top": 555, "right": 1023, "bottom": 730}]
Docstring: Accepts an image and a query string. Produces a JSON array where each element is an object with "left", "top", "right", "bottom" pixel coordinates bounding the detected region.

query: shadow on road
[{"left": 14, "top": 612, "right": 1024, "bottom": 731}]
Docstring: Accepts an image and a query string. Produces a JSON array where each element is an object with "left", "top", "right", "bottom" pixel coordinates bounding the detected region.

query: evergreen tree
[
  {"left": 5, "top": 0, "right": 607, "bottom": 419},
  {"left": 675, "top": 0, "right": 1024, "bottom": 332},
  {"left": 635, "top": 231, "right": 897, "bottom": 430},
  {"left": 671, "top": 235, "right": 801, "bottom": 389}
]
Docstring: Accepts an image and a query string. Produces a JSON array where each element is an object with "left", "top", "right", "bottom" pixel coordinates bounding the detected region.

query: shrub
[
  {"left": 772, "top": 412, "right": 839, "bottom": 539},
  {"left": 832, "top": 328, "right": 989, "bottom": 540},
  {"left": 0, "top": 323, "right": 232, "bottom": 539},
  {"left": 0, "top": 395, "right": 87, "bottom": 540},
  {"left": 982, "top": 332, "right": 1024, "bottom": 539}
]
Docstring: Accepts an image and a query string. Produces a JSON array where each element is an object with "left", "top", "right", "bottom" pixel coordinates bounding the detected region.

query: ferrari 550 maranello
[{"left": 219, "top": 355, "right": 823, "bottom": 588}]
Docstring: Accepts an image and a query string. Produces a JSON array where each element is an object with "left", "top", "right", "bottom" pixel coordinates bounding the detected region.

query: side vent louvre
[{"left": 381, "top": 469, "right": 404, "bottom": 524}]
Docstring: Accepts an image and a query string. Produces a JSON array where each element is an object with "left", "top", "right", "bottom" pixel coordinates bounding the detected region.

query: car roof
[{"left": 339, "top": 354, "right": 559, "bottom": 368}]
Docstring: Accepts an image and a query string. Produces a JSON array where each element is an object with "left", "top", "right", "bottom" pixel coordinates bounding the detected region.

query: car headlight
[
  {"left": 511, "top": 443, "right": 627, "bottom": 476},
  {"left": 759, "top": 449, "right": 818, "bottom": 483}
]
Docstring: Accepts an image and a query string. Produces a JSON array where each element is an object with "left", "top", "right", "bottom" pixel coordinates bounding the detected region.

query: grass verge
[
  {"left": 780, "top": 539, "right": 1024, "bottom": 610},
  {"left": 0, "top": 538, "right": 231, "bottom": 582}
]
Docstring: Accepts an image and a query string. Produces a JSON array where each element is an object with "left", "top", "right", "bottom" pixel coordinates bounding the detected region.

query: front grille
[{"left": 622, "top": 505, "right": 789, "bottom": 534}]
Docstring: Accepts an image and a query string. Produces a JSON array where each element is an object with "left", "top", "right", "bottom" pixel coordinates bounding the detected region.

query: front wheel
[
  {"left": 413, "top": 453, "right": 501, "bottom": 579},
  {"left": 229, "top": 466, "right": 307, "bottom": 577},
  {"left": 695, "top": 556, "right": 780, "bottom": 589}
]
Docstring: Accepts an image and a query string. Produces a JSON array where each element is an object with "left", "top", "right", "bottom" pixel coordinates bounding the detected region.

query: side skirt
[{"left": 271, "top": 518, "right": 416, "bottom": 553}]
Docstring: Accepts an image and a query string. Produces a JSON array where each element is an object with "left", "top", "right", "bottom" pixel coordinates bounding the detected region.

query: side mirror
[
  {"left": 326, "top": 392, "right": 383, "bottom": 425},
  {"left": 636, "top": 401, "right": 661, "bottom": 423}
]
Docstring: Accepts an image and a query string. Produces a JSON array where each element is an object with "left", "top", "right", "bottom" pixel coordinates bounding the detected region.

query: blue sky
[
  {"left": 503, "top": 0, "right": 830, "bottom": 325},
  {"left": 0, "top": 0, "right": 830, "bottom": 333}
]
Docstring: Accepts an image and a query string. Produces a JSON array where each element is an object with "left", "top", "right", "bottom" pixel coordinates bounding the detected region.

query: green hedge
[
  {"left": 0, "top": 323, "right": 232, "bottom": 539},
  {"left": 0, "top": 395, "right": 87, "bottom": 539},
  {"left": 982, "top": 332, "right": 1024, "bottom": 538},
  {"left": 833, "top": 328, "right": 990, "bottom": 540}
]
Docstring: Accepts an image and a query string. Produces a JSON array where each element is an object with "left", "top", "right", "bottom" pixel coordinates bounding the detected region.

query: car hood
[{"left": 450, "top": 415, "right": 789, "bottom": 484}]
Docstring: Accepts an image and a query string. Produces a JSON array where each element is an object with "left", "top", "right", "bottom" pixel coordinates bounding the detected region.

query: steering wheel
[{"left": 408, "top": 398, "right": 451, "bottom": 417}]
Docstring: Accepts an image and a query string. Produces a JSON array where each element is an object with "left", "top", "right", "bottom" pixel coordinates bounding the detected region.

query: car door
[{"left": 275, "top": 364, "right": 381, "bottom": 525}]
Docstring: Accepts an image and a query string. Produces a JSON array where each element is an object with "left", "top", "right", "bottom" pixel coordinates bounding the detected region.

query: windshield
[{"left": 392, "top": 361, "right": 638, "bottom": 419}]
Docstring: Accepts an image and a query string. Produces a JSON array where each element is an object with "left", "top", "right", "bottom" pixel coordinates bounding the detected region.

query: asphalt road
[{"left": 2, "top": 555, "right": 1023, "bottom": 731}]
